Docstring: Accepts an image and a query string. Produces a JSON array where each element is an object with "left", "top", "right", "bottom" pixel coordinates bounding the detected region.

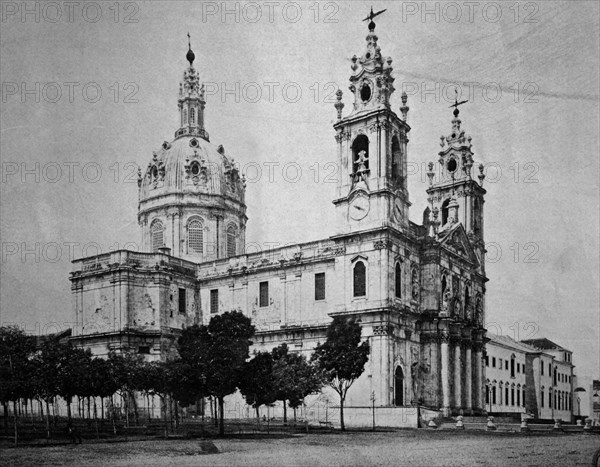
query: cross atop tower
[
  {"left": 449, "top": 89, "right": 468, "bottom": 117},
  {"left": 362, "top": 6, "right": 387, "bottom": 31}
]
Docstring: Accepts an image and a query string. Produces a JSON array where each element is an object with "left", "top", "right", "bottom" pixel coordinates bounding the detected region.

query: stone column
[
  {"left": 474, "top": 345, "right": 483, "bottom": 411},
  {"left": 441, "top": 333, "right": 451, "bottom": 415},
  {"left": 454, "top": 340, "right": 462, "bottom": 409},
  {"left": 465, "top": 343, "right": 473, "bottom": 412}
]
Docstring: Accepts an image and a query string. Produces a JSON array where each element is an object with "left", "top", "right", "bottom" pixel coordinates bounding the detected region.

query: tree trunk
[
  {"left": 283, "top": 400, "right": 287, "bottom": 425},
  {"left": 111, "top": 395, "right": 117, "bottom": 435},
  {"left": 339, "top": 394, "right": 345, "bottom": 432},
  {"left": 162, "top": 396, "right": 168, "bottom": 439},
  {"left": 13, "top": 401, "right": 18, "bottom": 446},
  {"left": 218, "top": 397, "right": 225, "bottom": 436},
  {"left": 3, "top": 401, "right": 8, "bottom": 429},
  {"left": 94, "top": 398, "right": 99, "bottom": 439},
  {"left": 293, "top": 406, "right": 297, "bottom": 424},
  {"left": 66, "top": 397, "right": 72, "bottom": 423},
  {"left": 132, "top": 392, "right": 139, "bottom": 427},
  {"left": 45, "top": 400, "right": 51, "bottom": 439},
  {"left": 255, "top": 405, "right": 260, "bottom": 424}
]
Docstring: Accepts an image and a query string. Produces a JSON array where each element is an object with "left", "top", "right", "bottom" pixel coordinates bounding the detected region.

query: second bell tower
[{"left": 332, "top": 15, "right": 411, "bottom": 234}]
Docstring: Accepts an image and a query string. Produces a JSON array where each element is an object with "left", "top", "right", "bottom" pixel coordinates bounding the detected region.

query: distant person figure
[{"left": 66, "top": 420, "right": 82, "bottom": 444}]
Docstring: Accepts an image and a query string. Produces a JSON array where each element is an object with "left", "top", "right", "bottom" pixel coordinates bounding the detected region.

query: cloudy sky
[{"left": 1, "top": 1, "right": 598, "bottom": 386}]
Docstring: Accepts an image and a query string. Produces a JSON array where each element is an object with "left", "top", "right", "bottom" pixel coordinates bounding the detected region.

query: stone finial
[
  {"left": 351, "top": 55, "right": 358, "bottom": 72},
  {"left": 400, "top": 92, "right": 409, "bottom": 121},
  {"left": 427, "top": 162, "right": 435, "bottom": 186},
  {"left": 334, "top": 89, "right": 345, "bottom": 120},
  {"left": 486, "top": 417, "right": 496, "bottom": 431},
  {"left": 455, "top": 416, "right": 465, "bottom": 430},
  {"left": 478, "top": 163, "right": 485, "bottom": 186}
]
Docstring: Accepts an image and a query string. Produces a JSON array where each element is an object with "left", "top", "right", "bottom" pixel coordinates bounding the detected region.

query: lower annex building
[
  {"left": 485, "top": 335, "right": 575, "bottom": 421},
  {"left": 70, "top": 15, "right": 490, "bottom": 420}
]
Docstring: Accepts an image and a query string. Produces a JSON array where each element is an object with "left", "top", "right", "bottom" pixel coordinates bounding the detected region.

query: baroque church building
[{"left": 70, "top": 17, "right": 489, "bottom": 419}]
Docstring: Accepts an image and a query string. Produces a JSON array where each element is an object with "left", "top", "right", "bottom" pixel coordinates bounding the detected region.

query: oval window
[
  {"left": 447, "top": 158, "right": 457, "bottom": 173},
  {"left": 191, "top": 163, "right": 200, "bottom": 175},
  {"left": 361, "top": 84, "right": 372, "bottom": 102}
]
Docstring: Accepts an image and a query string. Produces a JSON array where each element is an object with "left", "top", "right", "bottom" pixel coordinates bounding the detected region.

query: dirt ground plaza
[{"left": 2, "top": 431, "right": 599, "bottom": 467}]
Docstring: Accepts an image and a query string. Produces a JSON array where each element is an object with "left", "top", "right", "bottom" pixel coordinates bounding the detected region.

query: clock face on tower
[
  {"left": 349, "top": 193, "right": 370, "bottom": 220},
  {"left": 393, "top": 198, "right": 403, "bottom": 222}
]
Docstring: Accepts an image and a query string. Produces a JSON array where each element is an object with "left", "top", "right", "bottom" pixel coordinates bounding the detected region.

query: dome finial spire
[{"left": 186, "top": 32, "right": 195, "bottom": 66}]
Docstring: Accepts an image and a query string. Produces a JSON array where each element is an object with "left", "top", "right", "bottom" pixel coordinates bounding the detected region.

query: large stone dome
[
  {"left": 138, "top": 135, "right": 245, "bottom": 205},
  {"left": 136, "top": 48, "right": 246, "bottom": 262}
]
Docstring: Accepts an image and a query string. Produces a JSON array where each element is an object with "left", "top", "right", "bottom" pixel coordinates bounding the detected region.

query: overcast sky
[{"left": 1, "top": 1, "right": 598, "bottom": 386}]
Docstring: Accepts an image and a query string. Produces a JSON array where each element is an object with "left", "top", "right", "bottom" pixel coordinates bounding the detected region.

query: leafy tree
[
  {"left": 311, "top": 317, "right": 370, "bottom": 431},
  {"left": 55, "top": 344, "right": 93, "bottom": 422},
  {"left": 238, "top": 351, "right": 277, "bottom": 421},
  {"left": 272, "top": 344, "right": 324, "bottom": 424},
  {"left": 107, "top": 351, "right": 144, "bottom": 426},
  {"left": 204, "top": 311, "right": 255, "bottom": 436},
  {"left": 0, "top": 326, "right": 36, "bottom": 444}
]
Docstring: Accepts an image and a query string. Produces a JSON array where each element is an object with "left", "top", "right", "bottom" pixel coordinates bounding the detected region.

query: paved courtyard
[{"left": 2, "top": 430, "right": 599, "bottom": 467}]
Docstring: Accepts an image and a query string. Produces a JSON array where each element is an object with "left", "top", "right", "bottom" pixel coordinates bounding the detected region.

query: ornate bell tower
[
  {"left": 332, "top": 11, "right": 411, "bottom": 234},
  {"left": 425, "top": 97, "right": 487, "bottom": 272}
]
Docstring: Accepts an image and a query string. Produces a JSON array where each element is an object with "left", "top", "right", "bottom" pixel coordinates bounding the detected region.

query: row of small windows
[
  {"left": 150, "top": 219, "right": 237, "bottom": 256},
  {"left": 485, "top": 381, "right": 526, "bottom": 408},
  {"left": 486, "top": 354, "right": 522, "bottom": 378},
  {"left": 541, "top": 388, "right": 572, "bottom": 411},
  {"left": 210, "top": 273, "right": 328, "bottom": 314},
  {"left": 539, "top": 362, "right": 572, "bottom": 384}
]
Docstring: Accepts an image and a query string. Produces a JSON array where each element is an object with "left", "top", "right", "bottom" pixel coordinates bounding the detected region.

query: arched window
[
  {"left": 353, "top": 261, "right": 366, "bottom": 297},
  {"left": 391, "top": 135, "right": 401, "bottom": 182},
  {"left": 441, "top": 198, "right": 450, "bottom": 225},
  {"left": 190, "top": 107, "right": 195, "bottom": 124},
  {"left": 394, "top": 367, "right": 404, "bottom": 406},
  {"left": 492, "top": 382, "right": 497, "bottom": 405},
  {"left": 394, "top": 262, "right": 401, "bottom": 298},
  {"left": 553, "top": 366, "right": 557, "bottom": 386},
  {"left": 226, "top": 224, "right": 237, "bottom": 257},
  {"left": 187, "top": 219, "right": 203, "bottom": 254},
  {"left": 183, "top": 109, "right": 187, "bottom": 126},
  {"left": 151, "top": 220, "right": 164, "bottom": 252},
  {"left": 441, "top": 275, "right": 447, "bottom": 296},
  {"left": 352, "top": 135, "right": 369, "bottom": 174}
]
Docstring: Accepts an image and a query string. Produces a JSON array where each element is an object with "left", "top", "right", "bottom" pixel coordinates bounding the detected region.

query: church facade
[{"left": 70, "top": 18, "right": 489, "bottom": 417}]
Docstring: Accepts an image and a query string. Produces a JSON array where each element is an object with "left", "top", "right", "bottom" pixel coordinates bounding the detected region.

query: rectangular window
[
  {"left": 210, "top": 289, "right": 219, "bottom": 314},
  {"left": 259, "top": 281, "right": 269, "bottom": 307},
  {"left": 505, "top": 387, "right": 509, "bottom": 404},
  {"left": 511, "top": 388, "right": 515, "bottom": 406},
  {"left": 541, "top": 362, "right": 544, "bottom": 376},
  {"left": 516, "top": 363, "right": 520, "bottom": 373},
  {"left": 315, "top": 273, "right": 325, "bottom": 301},
  {"left": 522, "top": 389, "right": 526, "bottom": 407},
  {"left": 485, "top": 356, "right": 489, "bottom": 367},
  {"left": 517, "top": 389, "right": 521, "bottom": 406},
  {"left": 179, "top": 288, "right": 186, "bottom": 314},
  {"left": 492, "top": 387, "right": 497, "bottom": 404},
  {"left": 505, "top": 361, "right": 508, "bottom": 370},
  {"left": 492, "top": 357, "right": 496, "bottom": 368},
  {"left": 549, "top": 390, "right": 552, "bottom": 408},
  {"left": 541, "top": 390, "right": 544, "bottom": 408},
  {"left": 138, "top": 346, "right": 150, "bottom": 355},
  {"left": 499, "top": 358, "right": 502, "bottom": 369}
]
